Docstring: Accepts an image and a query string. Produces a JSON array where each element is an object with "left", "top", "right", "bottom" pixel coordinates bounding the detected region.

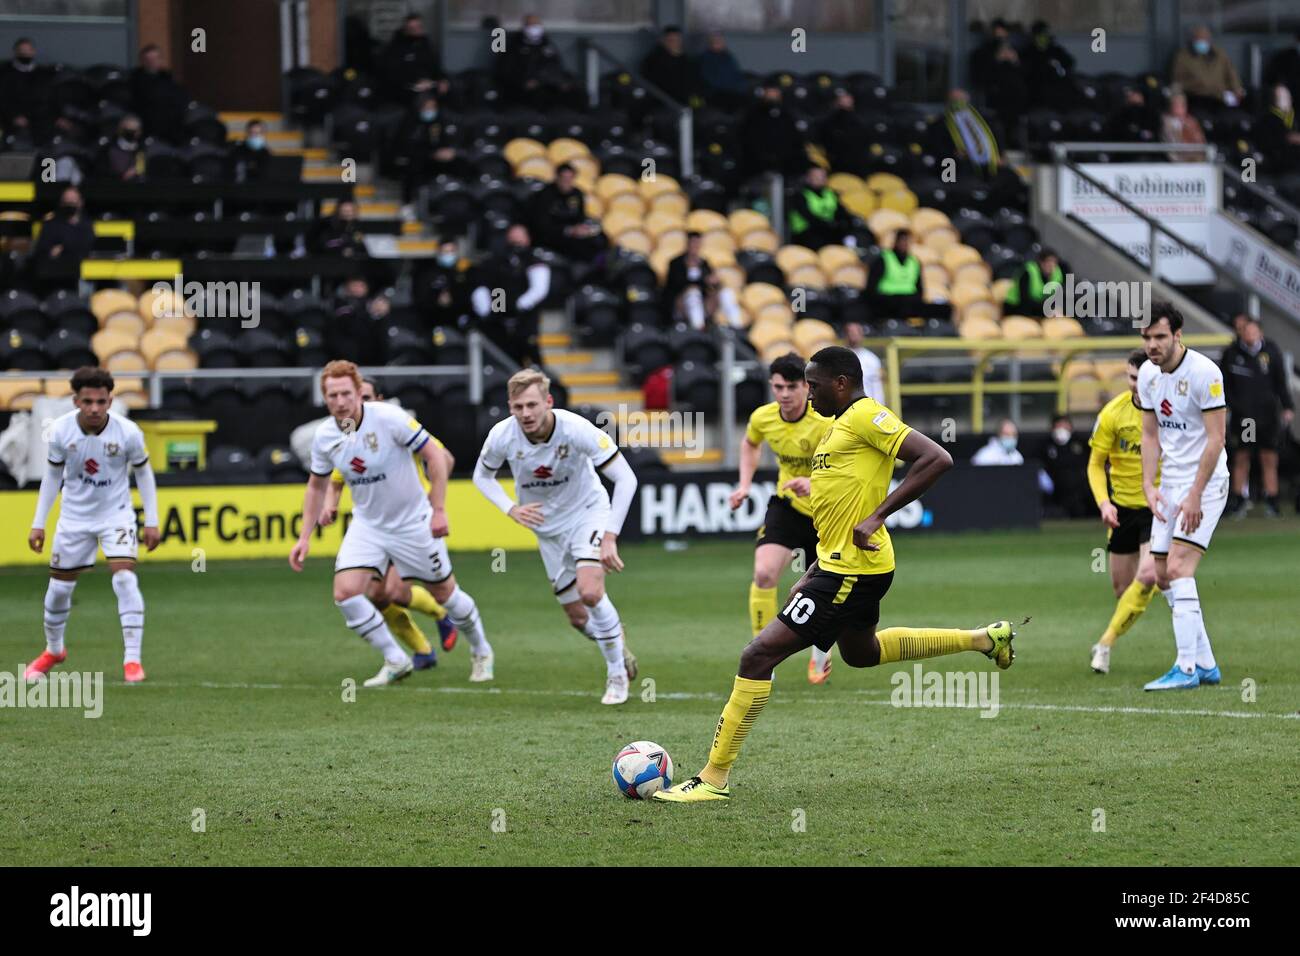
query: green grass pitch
[{"left": 1, "top": 521, "right": 1296, "bottom": 866}]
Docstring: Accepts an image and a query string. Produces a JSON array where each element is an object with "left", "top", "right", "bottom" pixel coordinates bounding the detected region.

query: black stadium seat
[
  {"left": 622, "top": 323, "right": 672, "bottom": 384},
  {"left": 190, "top": 328, "right": 240, "bottom": 368},
  {"left": 0, "top": 328, "right": 49, "bottom": 370},
  {"left": 44, "top": 329, "right": 97, "bottom": 369}
]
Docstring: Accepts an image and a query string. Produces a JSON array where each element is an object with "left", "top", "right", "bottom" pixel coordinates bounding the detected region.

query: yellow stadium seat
[
  {"left": 686, "top": 209, "right": 728, "bottom": 233},
  {"left": 960, "top": 299, "right": 1002, "bottom": 327},
  {"left": 866, "top": 172, "right": 906, "bottom": 193},
  {"left": 922, "top": 226, "right": 959, "bottom": 254},
  {"left": 655, "top": 230, "right": 687, "bottom": 259},
  {"left": 788, "top": 264, "right": 828, "bottom": 290},
  {"left": 959, "top": 316, "right": 1002, "bottom": 340},
  {"left": 602, "top": 211, "right": 641, "bottom": 239},
  {"left": 105, "top": 350, "right": 147, "bottom": 372},
  {"left": 830, "top": 264, "right": 867, "bottom": 289},
  {"left": 644, "top": 210, "right": 686, "bottom": 240},
  {"left": 515, "top": 155, "right": 555, "bottom": 182},
  {"left": 649, "top": 191, "right": 689, "bottom": 218},
  {"left": 152, "top": 350, "right": 197, "bottom": 371},
  {"left": 749, "top": 320, "right": 794, "bottom": 354},
  {"left": 910, "top": 207, "right": 952, "bottom": 238},
  {"left": 44, "top": 378, "right": 73, "bottom": 398},
  {"left": 753, "top": 302, "right": 795, "bottom": 327},
  {"left": 911, "top": 243, "right": 940, "bottom": 266},
  {"left": 728, "top": 208, "right": 770, "bottom": 238},
  {"left": 1067, "top": 377, "right": 1106, "bottom": 413},
  {"left": 613, "top": 230, "right": 652, "bottom": 256},
  {"left": 991, "top": 277, "right": 1013, "bottom": 302},
  {"left": 638, "top": 174, "right": 680, "bottom": 200},
  {"left": 738, "top": 229, "right": 779, "bottom": 253},
  {"left": 596, "top": 173, "right": 638, "bottom": 201},
  {"left": 951, "top": 283, "right": 992, "bottom": 310},
  {"left": 546, "top": 137, "right": 589, "bottom": 165},
  {"left": 138, "top": 287, "right": 191, "bottom": 325},
  {"left": 1093, "top": 359, "right": 1128, "bottom": 380},
  {"left": 1043, "top": 316, "right": 1085, "bottom": 339},
  {"left": 879, "top": 188, "right": 918, "bottom": 214},
  {"left": 776, "top": 244, "right": 819, "bottom": 275},
  {"left": 0, "top": 378, "right": 43, "bottom": 410},
  {"left": 1062, "top": 359, "right": 1097, "bottom": 380},
  {"left": 583, "top": 193, "right": 604, "bottom": 219},
  {"left": 941, "top": 244, "right": 983, "bottom": 272},
  {"left": 503, "top": 137, "right": 546, "bottom": 167},
  {"left": 828, "top": 172, "right": 867, "bottom": 194},
  {"left": 649, "top": 249, "right": 674, "bottom": 284},
  {"left": 1001, "top": 316, "right": 1043, "bottom": 339},
  {"left": 570, "top": 155, "right": 600, "bottom": 183},
  {"left": 701, "top": 242, "right": 736, "bottom": 268},
  {"left": 952, "top": 261, "right": 992, "bottom": 287},
  {"left": 922, "top": 263, "right": 950, "bottom": 289},
  {"left": 90, "top": 289, "right": 137, "bottom": 325},
  {"left": 761, "top": 341, "right": 797, "bottom": 364},
  {"left": 1103, "top": 373, "right": 1132, "bottom": 399},
  {"left": 792, "top": 318, "right": 838, "bottom": 355},
  {"left": 149, "top": 313, "right": 194, "bottom": 339},
  {"left": 740, "top": 282, "right": 787, "bottom": 315},
  {"left": 867, "top": 208, "right": 910, "bottom": 240},
  {"left": 840, "top": 190, "right": 877, "bottom": 220},
  {"left": 103, "top": 311, "right": 146, "bottom": 338},
  {"left": 817, "top": 244, "right": 859, "bottom": 274},
  {"left": 714, "top": 264, "right": 745, "bottom": 292},
  {"left": 605, "top": 191, "right": 646, "bottom": 218},
  {"left": 140, "top": 328, "right": 188, "bottom": 367},
  {"left": 114, "top": 390, "right": 150, "bottom": 409}
]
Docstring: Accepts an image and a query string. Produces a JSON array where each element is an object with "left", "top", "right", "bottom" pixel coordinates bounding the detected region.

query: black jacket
[
  {"left": 640, "top": 46, "right": 700, "bottom": 105},
  {"left": 129, "top": 67, "right": 186, "bottom": 141},
  {"left": 313, "top": 217, "right": 368, "bottom": 257},
  {"left": 0, "top": 62, "right": 53, "bottom": 131},
  {"left": 32, "top": 214, "right": 96, "bottom": 264},
  {"left": 495, "top": 34, "right": 569, "bottom": 99},
  {"left": 1221, "top": 337, "right": 1293, "bottom": 419},
  {"left": 529, "top": 183, "right": 587, "bottom": 245},
  {"left": 327, "top": 296, "right": 387, "bottom": 365},
  {"left": 663, "top": 253, "right": 713, "bottom": 304},
  {"left": 475, "top": 245, "right": 541, "bottom": 312},
  {"left": 740, "top": 102, "right": 806, "bottom": 177},
  {"left": 381, "top": 31, "right": 442, "bottom": 102},
  {"left": 816, "top": 108, "right": 872, "bottom": 176}
]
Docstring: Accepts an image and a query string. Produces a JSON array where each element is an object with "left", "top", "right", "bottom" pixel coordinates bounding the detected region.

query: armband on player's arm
[
  {"left": 472, "top": 455, "right": 516, "bottom": 515},
  {"left": 132, "top": 458, "right": 160, "bottom": 526},
  {"left": 601, "top": 453, "right": 637, "bottom": 536},
  {"left": 32, "top": 461, "right": 64, "bottom": 531},
  {"left": 1086, "top": 448, "right": 1111, "bottom": 509}
]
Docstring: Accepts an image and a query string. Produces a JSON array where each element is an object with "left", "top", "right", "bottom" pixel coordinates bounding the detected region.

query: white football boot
[
  {"left": 601, "top": 673, "right": 629, "bottom": 705},
  {"left": 469, "top": 651, "right": 495, "bottom": 683},
  {"left": 363, "top": 660, "right": 413, "bottom": 687},
  {"left": 1089, "top": 643, "right": 1110, "bottom": 674}
]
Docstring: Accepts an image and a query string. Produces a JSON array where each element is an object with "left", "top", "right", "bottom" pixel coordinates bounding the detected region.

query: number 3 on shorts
[{"left": 783, "top": 590, "right": 815, "bottom": 624}]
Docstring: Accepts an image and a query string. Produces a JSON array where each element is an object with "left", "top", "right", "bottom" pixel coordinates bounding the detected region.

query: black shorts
[
  {"left": 1228, "top": 411, "right": 1281, "bottom": 450},
  {"left": 1107, "top": 504, "right": 1152, "bottom": 554},
  {"left": 776, "top": 566, "right": 894, "bottom": 653},
  {"left": 756, "top": 495, "right": 819, "bottom": 558}
]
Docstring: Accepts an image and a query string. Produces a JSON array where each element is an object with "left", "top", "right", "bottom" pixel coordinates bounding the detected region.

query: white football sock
[
  {"left": 443, "top": 586, "right": 491, "bottom": 656},
  {"left": 1195, "top": 621, "right": 1217, "bottom": 670},
  {"left": 111, "top": 569, "right": 144, "bottom": 664},
  {"left": 810, "top": 645, "right": 829, "bottom": 671},
  {"left": 585, "top": 596, "right": 625, "bottom": 675},
  {"left": 1160, "top": 586, "right": 1175, "bottom": 610},
  {"left": 336, "top": 595, "right": 409, "bottom": 666},
  {"left": 43, "top": 578, "right": 76, "bottom": 655},
  {"left": 1169, "top": 577, "right": 1202, "bottom": 674}
]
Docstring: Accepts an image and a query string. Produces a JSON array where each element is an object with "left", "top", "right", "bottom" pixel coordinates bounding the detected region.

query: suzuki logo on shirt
[
  {"left": 350, "top": 457, "right": 366, "bottom": 474},
  {"left": 533, "top": 464, "right": 554, "bottom": 479},
  {"left": 1160, "top": 399, "right": 1173, "bottom": 416},
  {"left": 84, "top": 458, "right": 99, "bottom": 475}
]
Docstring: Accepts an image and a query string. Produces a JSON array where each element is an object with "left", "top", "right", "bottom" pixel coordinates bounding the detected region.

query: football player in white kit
[
  {"left": 1136, "top": 303, "right": 1228, "bottom": 691},
  {"left": 25, "top": 367, "right": 160, "bottom": 683},
  {"left": 289, "top": 361, "right": 493, "bottom": 686},
  {"left": 472, "top": 370, "right": 639, "bottom": 704}
]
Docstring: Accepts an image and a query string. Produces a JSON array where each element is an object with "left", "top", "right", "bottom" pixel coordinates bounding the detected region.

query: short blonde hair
[
  {"left": 507, "top": 368, "right": 551, "bottom": 400},
  {"left": 320, "top": 359, "right": 363, "bottom": 395}
]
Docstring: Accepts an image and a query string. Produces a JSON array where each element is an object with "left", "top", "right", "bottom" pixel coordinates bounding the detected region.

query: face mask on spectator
[
  {"left": 59, "top": 202, "right": 79, "bottom": 218},
  {"left": 247, "top": 134, "right": 266, "bottom": 150},
  {"left": 999, "top": 435, "right": 1018, "bottom": 453},
  {"left": 121, "top": 130, "right": 139, "bottom": 144},
  {"left": 420, "top": 109, "right": 437, "bottom": 122},
  {"left": 1193, "top": 39, "right": 1211, "bottom": 55},
  {"left": 15, "top": 54, "right": 34, "bottom": 67},
  {"left": 1052, "top": 427, "right": 1071, "bottom": 445},
  {"left": 437, "top": 252, "right": 457, "bottom": 266},
  {"left": 524, "top": 24, "right": 544, "bottom": 43}
]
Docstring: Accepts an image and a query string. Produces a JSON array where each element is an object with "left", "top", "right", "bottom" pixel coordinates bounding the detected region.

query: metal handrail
[{"left": 580, "top": 37, "right": 693, "bottom": 179}]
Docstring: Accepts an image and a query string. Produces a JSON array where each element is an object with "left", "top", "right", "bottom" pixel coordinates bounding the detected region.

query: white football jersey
[
  {"left": 310, "top": 401, "right": 432, "bottom": 530},
  {"left": 46, "top": 410, "right": 148, "bottom": 528},
  {"left": 1136, "top": 347, "right": 1228, "bottom": 487},
  {"left": 477, "top": 409, "right": 619, "bottom": 536}
]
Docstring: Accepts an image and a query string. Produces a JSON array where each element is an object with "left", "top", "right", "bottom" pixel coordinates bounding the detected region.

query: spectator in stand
[
  {"left": 495, "top": 14, "right": 575, "bottom": 110},
  {"left": 1004, "top": 248, "right": 1063, "bottom": 316},
  {"left": 843, "top": 320, "right": 884, "bottom": 403},
  {"left": 471, "top": 224, "right": 550, "bottom": 367},
  {"left": 788, "top": 165, "right": 857, "bottom": 250},
  {"left": 381, "top": 13, "right": 448, "bottom": 105},
  {"left": 1222, "top": 315, "right": 1294, "bottom": 519},
  {"left": 414, "top": 238, "right": 474, "bottom": 329},
  {"left": 939, "top": 88, "right": 1003, "bottom": 176},
  {"left": 866, "top": 229, "right": 950, "bottom": 322},
  {"left": 663, "top": 231, "right": 712, "bottom": 319},
  {"left": 697, "top": 31, "right": 748, "bottom": 111},
  {"left": 231, "top": 118, "right": 273, "bottom": 182},
  {"left": 1160, "top": 90, "right": 1208, "bottom": 161},
  {"left": 1263, "top": 29, "right": 1300, "bottom": 100},
  {"left": 392, "top": 93, "right": 470, "bottom": 209},
  {"left": 129, "top": 44, "right": 187, "bottom": 142},
  {"left": 1043, "top": 414, "right": 1093, "bottom": 517},
  {"left": 31, "top": 187, "right": 95, "bottom": 267},
  {"left": 1107, "top": 86, "right": 1157, "bottom": 142},
  {"left": 816, "top": 89, "right": 872, "bottom": 177},
  {"left": 328, "top": 277, "right": 391, "bottom": 367},
  {"left": 739, "top": 82, "right": 807, "bottom": 179},
  {"left": 528, "top": 162, "right": 605, "bottom": 265},
  {"left": 641, "top": 25, "right": 703, "bottom": 107},
  {"left": 1023, "top": 20, "right": 1075, "bottom": 112},
  {"left": 970, "top": 18, "right": 1014, "bottom": 92},
  {"left": 98, "top": 114, "right": 145, "bottom": 181},
  {"left": 663, "top": 232, "right": 741, "bottom": 329},
  {"left": 1256, "top": 84, "right": 1300, "bottom": 170},
  {"left": 313, "top": 199, "right": 368, "bottom": 257},
  {"left": 0, "top": 38, "right": 53, "bottom": 140},
  {"left": 972, "top": 419, "right": 1025, "bottom": 465},
  {"left": 1170, "top": 25, "right": 1245, "bottom": 113},
  {"left": 984, "top": 40, "right": 1029, "bottom": 135}
]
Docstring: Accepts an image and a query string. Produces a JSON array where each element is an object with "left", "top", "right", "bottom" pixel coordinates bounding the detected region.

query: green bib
[{"left": 877, "top": 249, "right": 920, "bottom": 295}]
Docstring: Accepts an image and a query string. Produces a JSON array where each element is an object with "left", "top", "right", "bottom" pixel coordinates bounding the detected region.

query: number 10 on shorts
[{"left": 783, "top": 591, "right": 815, "bottom": 624}]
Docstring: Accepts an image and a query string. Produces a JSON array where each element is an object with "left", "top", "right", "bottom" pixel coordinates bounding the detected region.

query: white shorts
[
  {"left": 335, "top": 519, "right": 452, "bottom": 584},
  {"left": 1151, "top": 475, "right": 1229, "bottom": 556},
  {"left": 538, "top": 507, "right": 608, "bottom": 603},
  {"left": 50, "top": 518, "right": 138, "bottom": 572}
]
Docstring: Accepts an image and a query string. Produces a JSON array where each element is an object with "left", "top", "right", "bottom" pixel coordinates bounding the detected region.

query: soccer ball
[{"left": 612, "top": 740, "right": 673, "bottom": 799}]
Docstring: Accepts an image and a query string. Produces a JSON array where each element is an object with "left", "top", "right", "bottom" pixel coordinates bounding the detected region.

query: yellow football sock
[
  {"left": 406, "top": 584, "right": 447, "bottom": 620},
  {"left": 1100, "top": 580, "right": 1156, "bottom": 647},
  {"left": 381, "top": 604, "right": 432, "bottom": 655},
  {"left": 875, "top": 626, "right": 983, "bottom": 664},
  {"left": 698, "top": 675, "right": 771, "bottom": 789},
  {"left": 748, "top": 583, "right": 777, "bottom": 637}
]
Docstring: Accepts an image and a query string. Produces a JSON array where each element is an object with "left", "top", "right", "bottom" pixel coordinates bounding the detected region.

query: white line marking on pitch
[{"left": 129, "top": 681, "right": 1300, "bottom": 721}]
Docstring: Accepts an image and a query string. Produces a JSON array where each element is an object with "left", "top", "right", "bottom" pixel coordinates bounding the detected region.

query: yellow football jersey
[
  {"left": 810, "top": 397, "right": 912, "bottom": 575},
  {"left": 745, "top": 401, "right": 833, "bottom": 518},
  {"left": 1089, "top": 391, "right": 1146, "bottom": 508}
]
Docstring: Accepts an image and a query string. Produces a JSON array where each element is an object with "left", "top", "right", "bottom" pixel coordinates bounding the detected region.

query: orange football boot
[{"left": 24, "top": 650, "right": 67, "bottom": 681}]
